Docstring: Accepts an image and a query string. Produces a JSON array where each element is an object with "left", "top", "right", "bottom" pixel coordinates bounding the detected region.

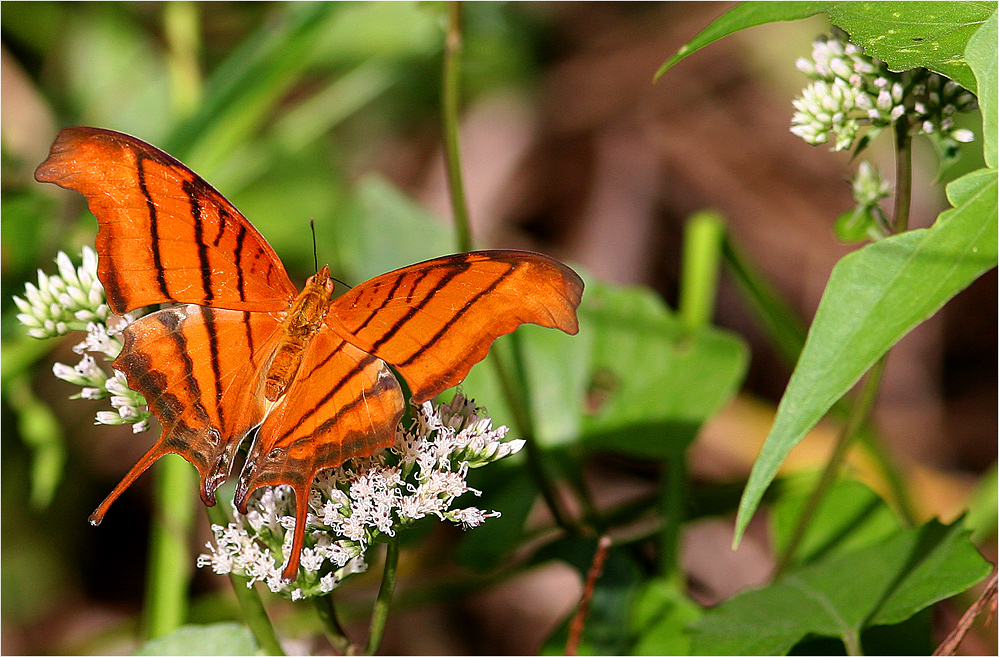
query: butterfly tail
[
  {"left": 281, "top": 485, "right": 311, "bottom": 581},
  {"left": 88, "top": 442, "right": 175, "bottom": 526}
]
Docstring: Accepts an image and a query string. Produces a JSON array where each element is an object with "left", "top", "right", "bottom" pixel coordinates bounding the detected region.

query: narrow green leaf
[
  {"left": 825, "top": 2, "right": 996, "bottom": 93},
  {"left": 6, "top": 375, "right": 65, "bottom": 509},
  {"left": 736, "top": 168, "right": 998, "bottom": 543},
  {"left": 965, "top": 10, "right": 998, "bottom": 168},
  {"left": 165, "top": 3, "right": 340, "bottom": 171},
  {"left": 656, "top": 2, "right": 832, "bottom": 79},
  {"left": 133, "top": 622, "right": 259, "bottom": 656},
  {"left": 964, "top": 464, "right": 998, "bottom": 543},
  {"left": 691, "top": 519, "right": 990, "bottom": 655}
]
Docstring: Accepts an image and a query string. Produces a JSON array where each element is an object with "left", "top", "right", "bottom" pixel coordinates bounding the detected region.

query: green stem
[
  {"left": 658, "top": 211, "right": 724, "bottom": 577},
  {"left": 843, "top": 628, "right": 864, "bottom": 656},
  {"left": 775, "top": 354, "right": 889, "bottom": 577},
  {"left": 143, "top": 454, "right": 195, "bottom": 639},
  {"left": 314, "top": 594, "right": 353, "bottom": 654},
  {"left": 438, "top": 1, "right": 580, "bottom": 534},
  {"left": 658, "top": 455, "right": 686, "bottom": 579},
  {"left": 204, "top": 503, "right": 285, "bottom": 656},
  {"left": 442, "top": 0, "right": 472, "bottom": 253},
  {"left": 364, "top": 537, "right": 400, "bottom": 656},
  {"left": 163, "top": 1, "right": 203, "bottom": 121},
  {"left": 678, "top": 210, "right": 725, "bottom": 332}
]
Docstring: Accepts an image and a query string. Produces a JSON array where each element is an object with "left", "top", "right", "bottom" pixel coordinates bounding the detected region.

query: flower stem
[
  {"left": 442, "top": 0, "right": 472, "bottom": 253},
  {"left": 204, "top": 503, "right": 285, "bottom": 656},
  {"left": 843, "top": 628, "right": 865, "bottom": 656},
  {"left": 143, "top": 454, "right": 195, "bottom": 639},
  {"left": 364, "top": 537, "right": 400, "bottom": 656},
  {"left": 314, "top": 593, "right": 353, "bottom": 654}
]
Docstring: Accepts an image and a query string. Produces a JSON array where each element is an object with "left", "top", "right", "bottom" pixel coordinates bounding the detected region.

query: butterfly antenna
[
  {"left": 310, "top": 219, "right": 319, "bottom": 272},
  {"left": 311, "top": 218, "right": 353, "bottom": 289}
]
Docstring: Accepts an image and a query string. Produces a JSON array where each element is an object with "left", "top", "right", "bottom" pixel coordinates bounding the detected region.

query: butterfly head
[{"left": 304, "top": 265, "right": 335, "bottom": 297}]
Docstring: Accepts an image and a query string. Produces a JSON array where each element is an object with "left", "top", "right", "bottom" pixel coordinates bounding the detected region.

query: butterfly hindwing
[
  {"left": 35, "top": 127, "right": 299, "bottom": 314},
  {"left": 236, "top": 328, "right": 405, "bottom": 578},
  {"left": 328, "top": 250, "right": 584, "bottom": 402},
  {"left": 90, "top": 305, "right": 284, "bottom": 525}
]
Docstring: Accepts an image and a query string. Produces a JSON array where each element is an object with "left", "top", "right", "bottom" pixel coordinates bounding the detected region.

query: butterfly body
[
  {"left": 264, "top": 265, "right": 335, "bottom": 401},
  {"left": 37, "top": 127, "right": 583, "bottom": 579}
]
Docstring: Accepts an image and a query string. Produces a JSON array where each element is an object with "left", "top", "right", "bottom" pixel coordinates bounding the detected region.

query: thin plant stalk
[
  {"left": 439, "top": 0, "right": 577, "bottom": 532},
  {"left": 204, "top": 503, "right": 285, "bottom": 656},
  {"left": 442, "top": 0, "right": 472, "bottom": 253},
  {"left": 774, "top": 354, "right": 889, "bottom": 577},
  {"left": 143, "top": 454, "right": 196, "bottom": 639},
  {"left": 141, "top": 4, "right": 207, "bottom": 641},
  {"left": 364, "top": 537, "right": 400, "bottom": 656},
  {"left": 314, "top": 594, "right": 353, "bottom": 654},
  {"left": 164, "top": 1, "right": 203, "bottom": 121}
]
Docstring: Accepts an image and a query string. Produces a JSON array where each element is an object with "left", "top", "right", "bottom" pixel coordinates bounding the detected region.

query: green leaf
[
  {"left": 834, "top": 205, "right": 882, "bottom": 243},
  {"left": 631, "top": 578, "right": 702, "bottom": 655},
  {"left": 656, "top": 2, "right": 832, "bottom": 79},
  {"left": 964, "top": 464, "right": 998, "bottom": 544},
  {"left": 771, "top": 477, "right": 901, "bottom": 568},
  {"left": 343, "top": 175, "right": 454, "bottom": 282},
  {"left": 825, "top": 2, "right": 996, "bottom": 93},
  {"left": 133, "top": 622, "right": 259, "bottom": 656},
  {"left": 736, "top": 168, "right": 998, "bottom": 542},
  {"left": 658, "top": 2, "right": 995, "bottom": 92},
  {"left": 691, "top": 519, "right": 990, "bottom": 655},
  {"left": 5, "top": 374, "right": 65, "bottom": 509},
  {"left": 579, "top": 282, "right": 748, "bottom": 459},
  {"left": 965, "top": 10, "right": 998, "bottom": 168}
]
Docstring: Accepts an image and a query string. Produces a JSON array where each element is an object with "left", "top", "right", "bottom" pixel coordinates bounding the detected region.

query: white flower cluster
[
  {"left": 197, "top": 393, "right": 522, "bottom": 601},
  {"left": 791, "top": 30, "right": 976, "bottom": 151},
  {"left": 14, "top": 247, "right": 108, "bottom": 338},
  {"left": 15, "top": 248, "right": 151, "bottom": 432}
]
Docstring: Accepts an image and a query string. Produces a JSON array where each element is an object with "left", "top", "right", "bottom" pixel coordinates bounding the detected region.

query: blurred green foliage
[{"left": 2, "top": 2, "right": 994, "bottom": 655}]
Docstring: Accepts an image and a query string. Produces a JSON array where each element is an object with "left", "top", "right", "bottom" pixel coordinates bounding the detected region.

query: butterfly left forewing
[
  {"left": 328, "top": 250, "right": 584, "bottom": 402},
  {"left": 35, "top": 127, "right": 299, "bottom": 314},
  {"left": 236, "top": 328, "right": 405, "bottom": 579},
  {"left": 91, "top": 306, "right": 284, "bottom": 524}
]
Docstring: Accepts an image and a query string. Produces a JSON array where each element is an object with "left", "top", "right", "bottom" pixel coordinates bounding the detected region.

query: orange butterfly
[{"left": 36, "top": 127, "right": 583, "bottom": 579}]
